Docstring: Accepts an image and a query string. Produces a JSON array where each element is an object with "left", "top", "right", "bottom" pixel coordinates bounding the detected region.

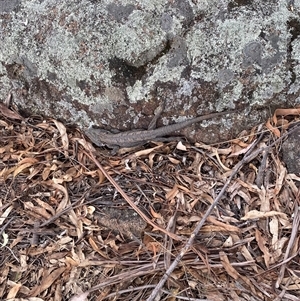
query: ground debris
[{"left": 0, "top": 103, "right": 300, "bottom": 301}]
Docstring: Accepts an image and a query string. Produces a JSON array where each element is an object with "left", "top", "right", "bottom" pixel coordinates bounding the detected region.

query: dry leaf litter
[{"left": 0, "top": 101, "right": 300, "bottom": 301}]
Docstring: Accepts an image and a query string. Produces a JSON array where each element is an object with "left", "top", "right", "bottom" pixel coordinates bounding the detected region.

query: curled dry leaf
[
  {"left": 267, "top": 107, "right": 300, "bottom": 137},
  {"left": 214, "top": 149, "right": 231, "bottom": 171},
  {"left": 75, "top": 137, "right": 97, "bottom": 155},
  {"left": 150, "top": 206, "right": 163, "bottom": 220},
  {"left": 1, "top": 232, "right": 9, "bottom": 247},
  {"left": 52, "top": 119, "right": 69, "bottom": 150},
  {"left": 176, "top": 140, "right": 187, "bottom": 151},
  {"left": 0, "top": 102, "right": 24, "bottom": 120},
  {"left": 13, "top": 158, "right": 39, "bottom": 177},
  {"left": 255, "top": 229, "right": 271, "bottom": 268},
  {"left": 0, "top": 205, "right": 14, "bottom": 223},
  {"left": 266, "top": 117, "right": 281, "bottom": 137},
  {"left": 269, "top": 217, "right": 279, "bottom": 247},
  {"left": 195, "top": 142, "right": 232, "bottom": 155},
  {"left": 273, "top": 107, "right": 300, "bottom": 123},
  {"left": 229, "top": 140, "right": 256, "bottom": 157},
  {"left": 7, "top": 283, "right": 22, "bottom": 299},
  {"left": 0, "top": 120, "right": 9, "bottom": 127},
  {"left": 133, "top": 145, "right": 162, "bottom": 157},
  {"left": 241, "top": 210, "right": 288, "bottom": 220},
  {"left": 165, "top": 185, "right": 179, "bottom": 201},
  {"left": 168, "top": 156, "right": 181, "bottom": 164},
  {"left": 30, "top": 267, "right": 66, "bottom": 297},
  {"left": 274, "top": 162, "right": 287, "bottom": 195},
  {"left": 23, "top": 201, "right": 53, "bottom": 220},
  {"left": 43, "top": 181, "right": 69, "bottom": 213},
  {"left": 2, "top": 105, "right": 300, "bottom": 300}
]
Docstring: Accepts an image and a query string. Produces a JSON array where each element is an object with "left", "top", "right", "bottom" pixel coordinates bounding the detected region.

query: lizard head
[{"left": 85, "top": 127, "right": 109, "bottom": 147}]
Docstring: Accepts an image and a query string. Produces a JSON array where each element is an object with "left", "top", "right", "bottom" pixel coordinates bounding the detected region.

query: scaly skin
[{"left": 85, "top": 110, "right": 234, "bottom": 148}]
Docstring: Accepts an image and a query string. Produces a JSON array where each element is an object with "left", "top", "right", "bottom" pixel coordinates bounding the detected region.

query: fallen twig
[
  {"left": 146, "top": 123, "right": 300, "bottom": 301},
  {"left": 84, "top": 147, "right": 183, "bottom": 241}
]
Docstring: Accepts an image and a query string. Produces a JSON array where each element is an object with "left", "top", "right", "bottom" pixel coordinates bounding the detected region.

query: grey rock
[
  {"left": 282, "top": 126, "right": 300, "bottom": 175},
  {"left": 0, "top": 0, "right": 299, "bottom": 143},
  {"left": 0, "top": 0, "right": 21, "bottom": 13},
  {"left": 106, "top": 3, "right": 135, "bottom": 22}
]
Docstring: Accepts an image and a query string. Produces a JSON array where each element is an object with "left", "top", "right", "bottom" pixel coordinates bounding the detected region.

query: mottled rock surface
[
  {"left": 282, "top": 126, "right": 300, "bottom": 175},
  {"left": 0, "top": 0, "right": 299, "bottom": 143}
]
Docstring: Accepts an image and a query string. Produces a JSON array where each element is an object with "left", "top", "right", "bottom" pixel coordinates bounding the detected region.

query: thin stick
[
  {"left": 84, "top": 148, "right": 183, "bottom": 241},
  {"left": 146, "top": 123, "right": 300, "bottom": 301}
]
